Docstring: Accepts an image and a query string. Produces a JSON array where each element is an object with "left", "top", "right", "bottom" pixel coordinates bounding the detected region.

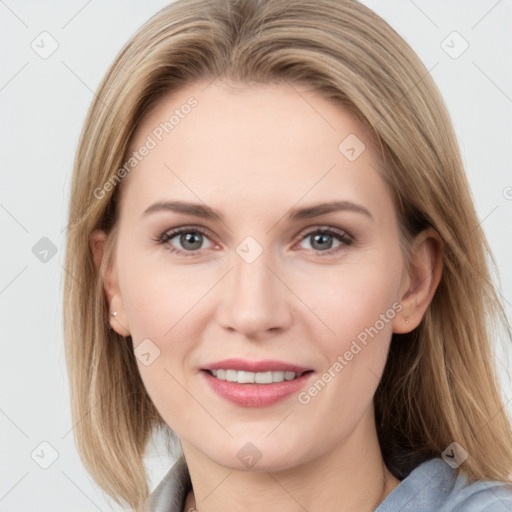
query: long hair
[{"left": 63, "top": 0, "right": 512, "bottom": 509}]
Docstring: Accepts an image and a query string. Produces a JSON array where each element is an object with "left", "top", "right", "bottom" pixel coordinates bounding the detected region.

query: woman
[{"left": 63, "top": 0, "right": 512, "bottom": 511}]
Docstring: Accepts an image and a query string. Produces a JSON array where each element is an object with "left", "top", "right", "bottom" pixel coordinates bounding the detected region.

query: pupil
[
  {"left": 181, "top": 232, "right": 202, "bottom": 250},
  {"left": 178, "top": 232, "right": 333, "bottom": 252},
  {"left": 312, "top": 233, "right": 332, "bottom": 251}
]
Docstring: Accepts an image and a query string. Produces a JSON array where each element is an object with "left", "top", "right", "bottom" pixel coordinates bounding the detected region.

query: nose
[{"left": 216, "top": 244, "right": 294, "bottom": 339}]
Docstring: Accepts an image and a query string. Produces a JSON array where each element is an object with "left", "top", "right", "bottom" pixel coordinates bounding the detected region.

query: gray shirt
[{"left": 145, "top": 456, "right": 512, "bottom": 511}]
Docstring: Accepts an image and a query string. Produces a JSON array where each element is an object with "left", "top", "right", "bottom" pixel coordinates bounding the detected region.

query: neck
[{"left": 181, "top": 408, "right": 401, "bottom": 512}]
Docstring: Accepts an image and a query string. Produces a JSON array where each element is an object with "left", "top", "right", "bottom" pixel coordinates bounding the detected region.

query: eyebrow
[{"left": 143, "top": 199, "right": 373, "bottom": 222}]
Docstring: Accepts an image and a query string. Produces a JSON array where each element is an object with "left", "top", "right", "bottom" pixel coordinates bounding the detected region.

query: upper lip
[{"left": 202, "top": 358, "right": 312, "bottom": 374}]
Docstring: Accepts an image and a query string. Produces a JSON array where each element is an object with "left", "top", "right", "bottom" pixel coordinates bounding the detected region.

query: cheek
[
  {"left": 118, "top": 232, "right": 403, "bottom": 357},
  {"left": 117, "top": 242, "right": 203, "bottom": 341},
  {"left": 297, "top": 250, "right": 404, "bottom": 403},
  {"left": 293, "top": 263, "right": 401, "bottom": 423},
  {"left": 116, "top": 254, "right": 202, "bottom": 427},
  {"left": 308, "top": 261, "right": 401, "bottom": 343}
]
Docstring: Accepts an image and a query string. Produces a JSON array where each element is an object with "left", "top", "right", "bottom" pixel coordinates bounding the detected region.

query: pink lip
[
  {"left": 202, "top": 358, "right": 311, "bottom": 374},
  {"left": 200, "top": 359, "right": 314, "bottom": 408}
]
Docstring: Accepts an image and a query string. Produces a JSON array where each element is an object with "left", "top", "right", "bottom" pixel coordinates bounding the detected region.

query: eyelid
[
  {"left": 157, "top": 224, "right": 354, "bottom": 257},
  {"left": 295, "top": 224, "right": 353, "bottom": 242},
  {"left": 157, "top": 225, "right": 216, "bottom": 257},
  {"left": 292, "top": 225, "right": 354, "bottom": 255}
]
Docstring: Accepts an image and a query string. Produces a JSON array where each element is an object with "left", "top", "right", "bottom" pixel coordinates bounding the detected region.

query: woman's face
[{"left": 107, "top": 80, "right": 410, "bottom": 470}]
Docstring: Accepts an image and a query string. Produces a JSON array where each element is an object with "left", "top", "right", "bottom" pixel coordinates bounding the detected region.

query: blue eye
[
  {"left": 297, "top": 228, "right": 353, "bottom": 254},
  {"left": 158, "top": 227, "right": 214, "bottom": 257},
  {"left": 157, "top": 226, "right": 353, "bottom": 257}
]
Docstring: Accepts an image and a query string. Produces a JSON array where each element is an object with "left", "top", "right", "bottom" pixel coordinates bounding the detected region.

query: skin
[{"left": 92, "top": 80, "right": 442, "bottom": 512}]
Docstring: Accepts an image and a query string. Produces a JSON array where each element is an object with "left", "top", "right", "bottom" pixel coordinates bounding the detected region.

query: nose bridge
[{"left": 218, "top": 236, "right": 291, "bottom": 336}]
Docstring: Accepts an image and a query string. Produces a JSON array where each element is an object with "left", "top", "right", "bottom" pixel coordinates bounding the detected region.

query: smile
[
  {"left": 206, "top": 369, "right": 309, "bottom": 384},
  {"left": 201, "top": 369, "right": 315, "bottom": 407}
]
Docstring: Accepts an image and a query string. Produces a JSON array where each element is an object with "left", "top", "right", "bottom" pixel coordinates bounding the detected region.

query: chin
[{"left": 201, "top": 437, "right": 311, "bottom": 473}]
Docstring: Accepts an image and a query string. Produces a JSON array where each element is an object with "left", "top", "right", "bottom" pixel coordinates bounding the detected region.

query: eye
[
  {"left": 157, "top": 226, "right": 215, "bottom": 256},
  {"left": 156, "top": 225, "right": 353, "bottom": 258},
  {"left": 296, "top": 227, "right": 353, "bottom": 255}
]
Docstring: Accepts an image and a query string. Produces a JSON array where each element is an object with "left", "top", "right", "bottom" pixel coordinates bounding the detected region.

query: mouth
[
  {"left": 199, "top": 359, "right": 315, "bottom": 407},
  {"left": 203, "top": 368, "right": 313, "bottom": 384}
]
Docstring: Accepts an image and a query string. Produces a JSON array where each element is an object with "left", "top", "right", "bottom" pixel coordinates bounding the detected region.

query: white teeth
[
  {"left": 272, "top": 371, "right": 284, "bottom": 383},
  {"left": 255, "top": 371, "right": 272, "bottom": 384},
  {"left": 238, "top": 371, "right": 255, "bottom": 384},
  {"left": 225, "top": 369, "right": 238, "bottom": 382},
  {"left": 209, "top": 369, "right": 301, "bottom": 384}
]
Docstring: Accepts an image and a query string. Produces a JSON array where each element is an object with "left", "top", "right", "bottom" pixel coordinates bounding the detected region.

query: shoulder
[
  {"left": 447, "top": 465, "right": 512, "bottom": 512},
  {"left": 145, "top": 457, "right": 192, "bottom": 512},
  {"left": 377, "top": 457, "right": 512, "bottom": 512}
]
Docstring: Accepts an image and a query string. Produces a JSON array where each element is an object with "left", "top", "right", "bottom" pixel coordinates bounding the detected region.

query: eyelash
[{"left": 156, "top": 225, "right": 354, "bottom": 258}]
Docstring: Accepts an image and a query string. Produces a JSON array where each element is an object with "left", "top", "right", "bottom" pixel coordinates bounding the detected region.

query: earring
[
  {"left": 110, "top": 312, "right": 117, "bottom": 317},
  {"left": 405, "top": 316, "right": 409, "bottom": 324}
]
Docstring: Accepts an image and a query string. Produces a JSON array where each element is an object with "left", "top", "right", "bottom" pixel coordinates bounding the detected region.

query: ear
[
  {"left": 90, "top": 229, "right": 130, "bottom": 337},
  {"left": 393, "top": 227, "right": 443, "bottom": 333}
]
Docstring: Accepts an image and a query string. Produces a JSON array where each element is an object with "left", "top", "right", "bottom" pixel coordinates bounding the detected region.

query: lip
[
  {"left": 202, "top": 358, "right": 311, "bottom": 374},
  {"left": 200, "top": 359, "right": 314, "bottom": 408}
]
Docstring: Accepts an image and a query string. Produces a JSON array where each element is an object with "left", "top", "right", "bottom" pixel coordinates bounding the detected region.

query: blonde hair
[{"left": 63, "top": 0, "right": 512, "bottom": 509}]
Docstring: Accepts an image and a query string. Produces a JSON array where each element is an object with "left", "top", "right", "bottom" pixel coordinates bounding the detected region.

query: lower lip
[{"left": 201, "top": 370, "right": 314, "bottom": 407}]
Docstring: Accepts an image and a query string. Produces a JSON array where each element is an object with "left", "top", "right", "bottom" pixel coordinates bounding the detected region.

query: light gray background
[{"left": 1, "top": 1, "right": 511, "bottom": 510}]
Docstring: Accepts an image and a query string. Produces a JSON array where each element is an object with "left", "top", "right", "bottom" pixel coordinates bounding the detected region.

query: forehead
[{"left": 118, "top": 80, "right": 390, "bottom": 218}]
